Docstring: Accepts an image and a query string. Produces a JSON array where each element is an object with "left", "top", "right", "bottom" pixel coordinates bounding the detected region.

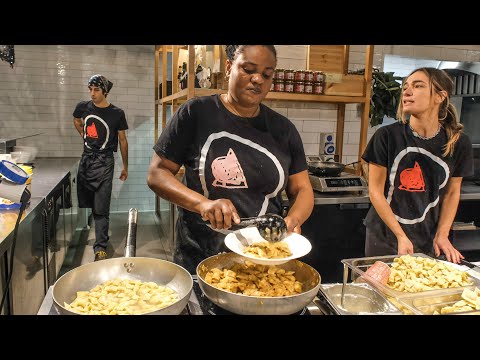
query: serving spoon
[{"left": 204, "top": 213, "right": 287, "bottom": 242}]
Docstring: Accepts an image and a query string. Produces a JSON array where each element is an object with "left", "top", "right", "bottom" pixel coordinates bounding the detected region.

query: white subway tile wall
[
  {"left": 3, "top": 45, "right": 480, "bottom": 214},
  {"left": 0, "top": 45, "right": 155, "bottom": 212}
]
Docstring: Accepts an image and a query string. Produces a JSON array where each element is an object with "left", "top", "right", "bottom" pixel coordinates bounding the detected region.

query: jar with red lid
[
  {"left": 275, "top": 69, "right": 285, "bottom": 80},
  {"left": 274, "top": 80, "right": 285, "bottom": 92},
  {"left": 304, "top": 81, "right": 313, "bottom": 94},
  {"left": 313, "top": 71, "right": 325, "bottom": 83},
  {"left": 285, "top": 80, "right": 294, "bottom": 93},
  {"left": 304, "top": 70, "right": 314, "bottom": 82},
  {"left": 294, "top": 81, "right": 304, "bottom": 93},
  {"left": 294, "top": 70, "right": 305, "bottom": 82},
  {"left": 313, "top": 81, "right": 324, "bottom": 94},
  {"left": 284, "top": 69, "right": 295, "bottom": 81}
]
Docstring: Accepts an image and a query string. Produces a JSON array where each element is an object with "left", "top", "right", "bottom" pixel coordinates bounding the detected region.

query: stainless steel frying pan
[
  {"left": 196, "top": 252, "right": 321, "bottom": 315},
  {"left": 52, "top": 209, "right": 193, "bottom": 315}
]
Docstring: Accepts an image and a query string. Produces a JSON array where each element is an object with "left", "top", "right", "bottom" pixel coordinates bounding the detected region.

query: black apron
[{"left": 77, "top": 151, "right": 114, "bottom": 216}]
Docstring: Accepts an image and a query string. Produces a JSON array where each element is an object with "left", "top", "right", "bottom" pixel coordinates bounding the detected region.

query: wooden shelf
[
  {"left": 158, "top": 88, "right": 368, "bottom": 105},
  {"left": 265, "top": 92, "right": 367, "bottom": 104}
]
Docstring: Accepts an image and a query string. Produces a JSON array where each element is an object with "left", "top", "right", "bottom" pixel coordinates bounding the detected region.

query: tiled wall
[{"left": 0, "top": 45, "right": 155, "bottom": 212}]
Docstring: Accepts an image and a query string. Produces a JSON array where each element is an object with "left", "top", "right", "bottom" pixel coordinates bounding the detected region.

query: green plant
[
  {"left": 369, "top": 69, "right": 403, "bottom": 127},
  {"left": 350, "top": 68, "right": 403, "bottom": 127}
]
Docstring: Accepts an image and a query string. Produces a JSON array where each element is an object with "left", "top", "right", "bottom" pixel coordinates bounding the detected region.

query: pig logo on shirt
[
  {"left": 398, "top": 161, "right": 425, "bottom": 192},
  {"left": 211, "top": 148, "right": 248, "bottom": 188}
]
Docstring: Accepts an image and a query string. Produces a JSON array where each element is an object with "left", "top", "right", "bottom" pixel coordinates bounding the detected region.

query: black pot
[{"left": 307, "top": 161, "right": 359, "bottom": 177}]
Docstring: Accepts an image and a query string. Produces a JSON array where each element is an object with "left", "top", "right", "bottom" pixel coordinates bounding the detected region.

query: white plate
[{"left": 224, "top": 228, "right": 312, "bottom": 265}]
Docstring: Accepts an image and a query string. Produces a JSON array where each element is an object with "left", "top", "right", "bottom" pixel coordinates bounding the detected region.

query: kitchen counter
[
  {"left": 308, "top": 179, "right": 480, "bottom": 205},
  {"left": 0, "top": 157, "right": 79, "bottom": 254},
  {"left": 313, "top": 190, "right": 370, "bottom": 205},
  {"left": 460, "top": 180, "right": 480, "bottom": 200}
]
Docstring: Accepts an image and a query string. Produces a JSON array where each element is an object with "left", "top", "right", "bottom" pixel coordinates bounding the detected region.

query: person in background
[
  {"left": 73, "top": 74, "right": 129, "bottom": 261},
  {"left": 362, "top": 67, "right": 473, "bottom": 264},
  {"left": 147, "top": 45, "right": 314, "bottom": 274}
]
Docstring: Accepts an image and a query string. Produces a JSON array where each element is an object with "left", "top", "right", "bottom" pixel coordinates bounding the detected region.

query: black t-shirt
[
  {"left": 73, "top": 101, "right": 128, "bottom": 153},
  {"left": 153, "top": 94, "right": 307, "bottom": 237},
  {"left": 362, "top": 121, "right": 473, "bottom": 253}
]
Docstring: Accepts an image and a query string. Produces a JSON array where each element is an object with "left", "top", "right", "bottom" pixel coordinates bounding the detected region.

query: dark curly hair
[{"left": 225, "top": 45, "right": 277, "bottom": 63}]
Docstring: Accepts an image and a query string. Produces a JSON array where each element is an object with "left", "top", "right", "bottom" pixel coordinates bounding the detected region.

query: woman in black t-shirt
[
  {"left": 362, "top": 67, "right": 473, "bottom": 263},
  {"left": 147, "top": 45, "right": 314, "bottom": 274}
]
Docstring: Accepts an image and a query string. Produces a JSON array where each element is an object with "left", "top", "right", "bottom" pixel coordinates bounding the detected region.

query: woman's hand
[
  {"left": 284, "top": 215, "right": 301, "bottom": 234},
  {"left": 199, "top": 199, "right": 240, "bottom": 230},
  {"left": 433, "top": 234, "right": 464, "bottom": 264},
  {"left": 397, "top": 235, "right": 414, "bottom": 255}
]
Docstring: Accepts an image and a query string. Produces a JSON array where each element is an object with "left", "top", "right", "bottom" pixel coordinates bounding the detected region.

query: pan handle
[{"left": 125, "top": 208, "right": 138, "bottom": 258}]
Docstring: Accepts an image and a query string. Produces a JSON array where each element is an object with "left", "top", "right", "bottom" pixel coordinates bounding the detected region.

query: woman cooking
[
  {"left": 362, "top": 67, "right": 473, "bottom": 264},
  {"left": 147, "top": 45, "right": 314, "bottom": 274}
]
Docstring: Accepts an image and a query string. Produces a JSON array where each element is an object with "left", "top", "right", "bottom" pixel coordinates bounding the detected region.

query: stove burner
[{"left": 191, "top": 280, "right": 309, "bottom": 315}]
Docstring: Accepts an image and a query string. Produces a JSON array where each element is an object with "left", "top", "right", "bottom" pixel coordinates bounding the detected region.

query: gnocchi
[
  {"left": 64, "top": 278, "right": 179, "bottom": 315},
  {"left": 203, "top": 260, "right": 303, "bottom": 297},
  {"left": 243, "top": 241, "right": 292, "bottom": 259},
  {"left": 386, "top": 255, "right": 473, "bottom": 293}
]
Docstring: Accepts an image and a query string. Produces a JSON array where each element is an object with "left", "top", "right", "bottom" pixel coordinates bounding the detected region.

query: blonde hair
[{"left": 397, "top": 67, "right": 463, "bottom": 157}]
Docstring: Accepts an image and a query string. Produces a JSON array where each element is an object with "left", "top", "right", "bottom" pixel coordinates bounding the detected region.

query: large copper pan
[
  {"left": 52, "top": 209, "right": 193, "bottom": 315},
  {"left": 196, "top": 252, "right": 321, "bottom": 315}
]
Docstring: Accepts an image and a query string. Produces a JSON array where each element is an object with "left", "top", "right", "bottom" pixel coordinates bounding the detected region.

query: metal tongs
[{"left": 205, "top": 213, "right": 287, "bottom": 242}]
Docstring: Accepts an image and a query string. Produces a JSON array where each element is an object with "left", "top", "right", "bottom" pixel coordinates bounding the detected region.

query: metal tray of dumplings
[{"left": 341, "top": 253, "right": 480, "bottom": 299}]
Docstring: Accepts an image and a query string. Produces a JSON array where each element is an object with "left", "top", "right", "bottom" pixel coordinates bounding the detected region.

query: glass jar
[
  {"left": 274, "top": 80, "right": 285, "bottom": 92},
  {"left": 294, "top": 70, "right": 305, "bottom": 82},
  {"left": 313, "top": 71, "right": 325, "bottom": 83},
  {"left": 285, "top": 80, "right": 294, "bottom": 93},
  {"left": 304, "top": 81, "right": 313, "bottom": 94},
  {"left": 285, "top": 69, "right": 295, "bottom": 81},
  {"left": 275, "top": 68, "right": 285, "bottom": 80},
  {"left": 313, "top": 81, "right": 324, "bottom": 94},
  {"left": 270, "top": 81, "right": 275, "bottom": 92},
  {"left": 304, "top": 70, "right": 314, "bottom": 82},
  {"left": 294, "top": 81, "right": 304, "bottom": 93}
]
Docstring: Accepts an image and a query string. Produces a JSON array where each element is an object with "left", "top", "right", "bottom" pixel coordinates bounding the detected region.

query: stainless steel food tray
[
  {"left": 341, "top": 253, "right": 480, "bottom": 299},
  {"left": 318, "top": 282, "right": 402, "bottom": 315},
  {"left": 396, "top": 288, "right": 480, "bottom": 315}
]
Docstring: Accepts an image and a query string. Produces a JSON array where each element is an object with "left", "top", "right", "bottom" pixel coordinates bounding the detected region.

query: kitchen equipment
[
  {"left": 318, "top": 282, "right": 402, "bottom": 315},
  {"left": 308, "top": 173, "right": 368, "bottom": 193},
  {"left": 196, "top": 252, "right": 321, "bottom": 315},
  {"left": 306, "top": 156, "right": 367, "bottom": 193},
  {"left": 52, "top": 208, "right": 193, "bottom": 315},
  {"left": 224, "top": 229, "right": 312, "bottom": 265},
  {"left": 460, "top": 259, "right": 480, "bottom": 274},
  {"left": 342, "top": 253, "right": 480, "bottom": 299},
  {"left": 396, "top": 287, "right": 480, "bottom": 315},
  {"left": 205, "top": 213, "right": 287, "bottom": 242}
]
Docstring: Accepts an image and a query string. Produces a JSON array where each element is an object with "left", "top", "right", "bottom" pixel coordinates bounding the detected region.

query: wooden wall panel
[{"left": 307, "top": 45, "right": 346, "bottom": 73}]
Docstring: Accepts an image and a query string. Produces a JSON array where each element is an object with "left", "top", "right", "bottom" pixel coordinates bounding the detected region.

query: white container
[
  {"left": 319, "top": 132, "right": 335, "bottom": 155},
  {"left": 321, "top": 142, "right": 336, "bottom": 155}
]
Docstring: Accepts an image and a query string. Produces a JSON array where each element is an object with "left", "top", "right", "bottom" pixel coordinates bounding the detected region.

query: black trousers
[{"left": 77, "top": 151, "right": 114, "bottom": 252}]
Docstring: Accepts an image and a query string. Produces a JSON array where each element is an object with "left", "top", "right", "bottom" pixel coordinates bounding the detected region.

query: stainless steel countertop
[
  {"left": 313, "top": 190, "right": 370, "bottom": 205},
  {"left": 311, "top": 180, "right": 480, "bottom": 205},
  {"left": 460, "top": 180, "right": 480, "bottom": 200},
  {"left": 0, "top": 157, "right": 79, "bottom": 254},
  {"left": 30, "top": 157, "right": 80, "bottom": 197}
]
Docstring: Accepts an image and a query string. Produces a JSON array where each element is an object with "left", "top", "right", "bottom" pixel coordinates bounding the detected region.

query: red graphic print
[
  {"left": 211, "top": 148, "right": 248, "bottom": 188},
  {"left": 86, "top": 123, "right": 98, "bottom": 139},
  {"left": 398, "top": 161, "right": 425, "bottom": 192}
]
